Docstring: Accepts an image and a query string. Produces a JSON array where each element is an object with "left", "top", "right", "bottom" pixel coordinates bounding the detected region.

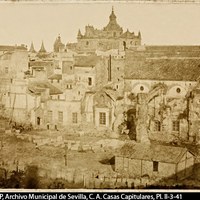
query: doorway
[
  {"left": 37, "top": 117, "right": 40, "bottom": 126},
  {"left": 127, "top": 109, "right": 136, "bottom": 140}
]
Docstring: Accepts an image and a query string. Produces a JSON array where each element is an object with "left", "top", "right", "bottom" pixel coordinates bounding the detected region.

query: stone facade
[{"left": 74, "top": 8, "right": 141, "bottom": 52}]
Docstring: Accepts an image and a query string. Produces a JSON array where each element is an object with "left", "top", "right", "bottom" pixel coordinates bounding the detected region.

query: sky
[{"left": 1, "top": 2, "right": 200, "bottom": 51}]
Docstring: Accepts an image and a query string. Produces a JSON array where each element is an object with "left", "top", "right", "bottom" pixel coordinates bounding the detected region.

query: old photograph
[{"left": 0, "top": 0, "right": 200, "bottom": 189}]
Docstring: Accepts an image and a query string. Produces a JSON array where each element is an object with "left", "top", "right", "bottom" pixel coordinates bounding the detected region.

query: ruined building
[{"left": 123, "top": 49, "right": 200, "bottom": 145}]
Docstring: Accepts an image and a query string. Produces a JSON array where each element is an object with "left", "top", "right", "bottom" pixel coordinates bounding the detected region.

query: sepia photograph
[{"left": 0, "top": 0, "right": 200, "bottom": 190}]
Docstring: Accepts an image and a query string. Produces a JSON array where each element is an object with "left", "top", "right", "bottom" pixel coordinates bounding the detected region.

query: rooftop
[
  {"left": 48, "top": 74, "right": 62, "bottom": 80},
  {"left": 0, "top": 45, "right": 27, "bottom": 51},
  {"left": 28, "top": 81, "right": 62, "bottom": 95},
  {"left": 29, "top": 61, "right": 53, "bottom": 67},
  {"left": 117, "top": 143, "right": 188, "bottom": 164},
  {"left": 125, "top": 58, "right": 200, "bottom": 81}
]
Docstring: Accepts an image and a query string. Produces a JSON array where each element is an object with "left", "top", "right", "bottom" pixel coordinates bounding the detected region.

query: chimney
[{"left": 108, "top": 55, "right": 112, "bottom": 82}]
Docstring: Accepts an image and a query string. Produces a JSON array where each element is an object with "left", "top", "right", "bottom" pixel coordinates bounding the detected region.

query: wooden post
[
  {"left": 64, "top": 143, "right": 68, "bottom": 166},
  {"left": 140, "top": 159, "right": 143, "bottom": 184},
  {"left": 83, "top": 174, "right": 85, "bottom": 188},
  {"left": 0, "top": 139, "right": 3, "bottom": 150},
  {"left": 16, "top": 160, "right": 19, "bottom": 172}
]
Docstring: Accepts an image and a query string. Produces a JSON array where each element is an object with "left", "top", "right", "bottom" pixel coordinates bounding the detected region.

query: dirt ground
[{"left": 0, "top": 129, "right": 123, "bottom": 176}]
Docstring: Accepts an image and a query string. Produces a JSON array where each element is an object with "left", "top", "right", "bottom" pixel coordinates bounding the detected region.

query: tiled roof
[
  {"left": 125, "top": 58, "right": 200, "bottom": 81},
  {"left": 28, "top": 81, "right": 62, "bottom": 95},
  {"left": 117, "top": 143, "right": 188, "bottom": 164},
  {"left": 104, "top": 88, "right": 121, "bottom": 101},
  {"left": 48, "top": 74, "right": 62, "bottom": 80},
  {"left": 145, "top": 45, "right": 200, "bottom": 52},
  {"left": 0, "top": 45, "right": 27, "bottom": 51},
  {"left": 29, "top": 61, "right": 53, "bottom": 67}
]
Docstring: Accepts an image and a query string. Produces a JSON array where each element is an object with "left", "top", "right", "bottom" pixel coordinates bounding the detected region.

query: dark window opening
[
  {"left": 88, "top": 77, "right": 92, "bottom": 86},
  {"left": 172, "top": 121, "right": 180, "bottom": 132},
  {"left": 153, "top": 161, "right": 158, "bottom": 172},
  {"left": 176, "top": 87, "right": 181, "bottom": 93},
  {"left": 72, "top": 112, "right": 78, "bottom": 124},
  {"left": 140, "top": 86, "right": 144, "bottom": 91},
  {"left": 5, "top": 67, "right": 8, "bottom": 73},
  {"left": 99, "top": 112, "right": 106, "bottom": 125},
  {"left": 154, "top": 121, "right": 161, "bottom": 132},
  {"left": 37, "top": 117, "right": 40, "bottom": 126}
]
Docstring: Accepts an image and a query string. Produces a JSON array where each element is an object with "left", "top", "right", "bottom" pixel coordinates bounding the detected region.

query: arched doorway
[
  {"left": 37, "top": 117, "right": 40, "bottom": 126},
  {"left": 123, "top": 41, "right": 126, "bottom": 51}
]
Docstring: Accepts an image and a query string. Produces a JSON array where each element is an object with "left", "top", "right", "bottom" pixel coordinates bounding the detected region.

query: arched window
[{"left": 86, "top": 41, "right": 89, "bottom": 45}]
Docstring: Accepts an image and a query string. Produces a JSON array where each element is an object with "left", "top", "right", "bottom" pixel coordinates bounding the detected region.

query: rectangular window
[
  {"left": 88, "top": 77, "right": 92, "bottom": 86},
  {"left": 173, "top": 121, "right": 180, "bottom": 132},
  {"left": 48, "top": 111, "right": 52, "bottom": 123},
  {"left": 153, "top": 161, "right": 159, "bottom": 172},
  {"left": 5, "top": 67, "right": 8, "bottom": 73},
  {"left": 154, "top": 121, "right": 161, "bottom": 131},
  {"left": 99, "top": 112, "right": 106, "bottom": 125},
  {"left": 58, "top": 111, "right": 63, "bottom": 123},
  {"left": 72, "top": 112, "right": 78, "bottom": 124}
]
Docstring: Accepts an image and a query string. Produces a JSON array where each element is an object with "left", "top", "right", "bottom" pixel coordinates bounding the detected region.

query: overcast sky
[{"left": 0, "top": 2, "right": 200, "bottom": 51}]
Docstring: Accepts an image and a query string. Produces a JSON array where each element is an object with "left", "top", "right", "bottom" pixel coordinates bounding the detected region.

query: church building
[{"left": 74, "top": 7, "right": 141, "bottom": 52}]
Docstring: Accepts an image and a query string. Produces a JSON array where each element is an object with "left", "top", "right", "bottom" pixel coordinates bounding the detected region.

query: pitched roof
[
  {"left": 125, "top": 58, "right": 200, "bottom": 81},
  {"left": 104, "top": 88, "right": 121, "bottom": 101},
  {"left": 48, "top": 74, "right": 62, "bottom": 80},
  {"left": 28, "top": 81, "right": 62, "bottom": 95},
  {"left": 117, "top": 143, "right": 188, "bottom": 164},
  {"left": 145, "top": 45, "right": 200, "bottom": 52},
  {"left": 0, "top": 45, "right": 27, "bottom": 51},
  {"left": 29, "top": 61, "right": 53, "bottom": 67},
  {"left": 38, "top": 41, "right": 46, "bottom": 53},
  {"left": 29, "top": 42, "right": 36, "bottom": 53},
  {"left": 74, "top": 55, "right": 100, "bottom": 67}
]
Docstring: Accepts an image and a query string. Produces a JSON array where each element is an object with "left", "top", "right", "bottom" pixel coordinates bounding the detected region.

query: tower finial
[
  {"left": 112, "top": 6, "right": 114, "bottom": 12},
  {"left": 29, "top": 41, "right": 36, "bottom": 53},
  {"left": 39, "top": 40, "right": 46, "bottom": 53}
]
